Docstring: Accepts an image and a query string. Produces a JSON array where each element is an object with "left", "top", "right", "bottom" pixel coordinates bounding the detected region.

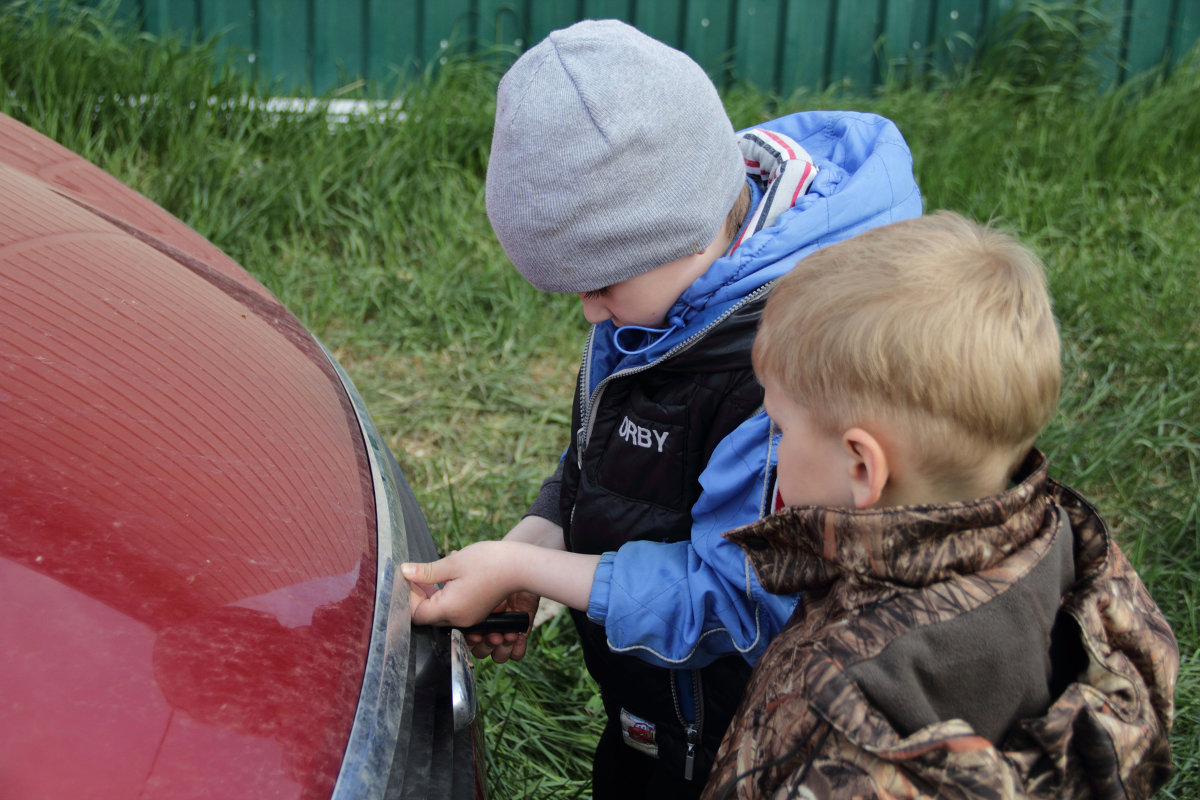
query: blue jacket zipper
[{"left": 670, "top": 669, "right": 704, "bottom": 781}]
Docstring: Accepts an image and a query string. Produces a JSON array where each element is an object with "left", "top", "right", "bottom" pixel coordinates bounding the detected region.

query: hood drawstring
[{"left": 612, "top": 312, "right": 686, "bottom": 355}]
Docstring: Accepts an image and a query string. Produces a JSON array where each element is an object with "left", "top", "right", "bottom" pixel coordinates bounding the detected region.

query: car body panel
[
  {"left": 0, "top": 112, "right": 271, "bottom": 297},
  {"left": 0, "top": 113, "right": 380, "bottom": 798}
]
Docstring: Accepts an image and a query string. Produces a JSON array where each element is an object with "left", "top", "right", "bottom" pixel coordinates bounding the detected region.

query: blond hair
[{"left": 753, "top": 211, "right": 1061, "bottom": 485}]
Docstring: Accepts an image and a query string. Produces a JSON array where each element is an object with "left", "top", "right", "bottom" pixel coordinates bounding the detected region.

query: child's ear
[{"left": 843, "top": 428, "right": 888, "bottom": 509}]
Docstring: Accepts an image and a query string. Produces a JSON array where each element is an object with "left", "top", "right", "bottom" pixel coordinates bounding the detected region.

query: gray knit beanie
[{"left": 485, "top": 19, "right": 745, "bottom": 293}]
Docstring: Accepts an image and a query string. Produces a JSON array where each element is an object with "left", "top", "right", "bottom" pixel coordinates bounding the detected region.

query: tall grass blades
[
  {"left": 0, "top": 0, "right": 258, "bottom": 172},
  {"left": 957, "top": 0, "right": 1117, "bottom": 97}
]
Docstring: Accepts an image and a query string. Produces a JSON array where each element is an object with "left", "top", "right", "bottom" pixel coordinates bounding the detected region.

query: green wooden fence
[{"left": 59, "top": 0, "right": 1200, "bottom": 95}]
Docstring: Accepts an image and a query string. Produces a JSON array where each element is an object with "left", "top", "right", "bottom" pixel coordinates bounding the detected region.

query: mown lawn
[{"left": 2, "top": 2, "right": 1196, "bottom": 797}]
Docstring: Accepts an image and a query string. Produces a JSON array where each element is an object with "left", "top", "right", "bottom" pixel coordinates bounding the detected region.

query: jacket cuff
[{"left": 586, "top": 552, "right": 616, "bottom": 623}]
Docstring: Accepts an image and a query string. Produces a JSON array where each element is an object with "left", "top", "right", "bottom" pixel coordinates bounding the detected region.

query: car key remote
[{"left": 458, "top": 611, "right": 530, "bottom": 634}]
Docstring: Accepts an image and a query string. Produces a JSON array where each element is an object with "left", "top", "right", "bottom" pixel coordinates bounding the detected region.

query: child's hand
[
  {"left": 403, "top": 538, "right": 598, "bottom": 664},
  {"left": 401, "top": 541, "right": 515, "bottom": 628},
  {"left": 465, "top": 591, "right": 539, "bottom": 663}
]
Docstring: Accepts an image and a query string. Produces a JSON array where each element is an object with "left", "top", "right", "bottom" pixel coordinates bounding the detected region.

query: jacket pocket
[{"left": 592, "top": 401, "right": 688, "bottom": 510}]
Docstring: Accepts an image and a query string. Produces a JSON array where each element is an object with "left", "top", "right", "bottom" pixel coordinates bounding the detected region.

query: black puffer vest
[{"left": 561, "top": 291, "right": 769, "bottom": 784}]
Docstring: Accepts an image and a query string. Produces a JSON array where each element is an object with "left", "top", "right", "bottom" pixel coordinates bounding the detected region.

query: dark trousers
[{"left": 591, "top": 719, "right": 704, "bottom": 800}]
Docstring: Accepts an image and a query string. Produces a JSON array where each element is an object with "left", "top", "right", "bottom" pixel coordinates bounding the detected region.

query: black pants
[{"left": 591, "top": 719, "right": 704, "bottom": 800}]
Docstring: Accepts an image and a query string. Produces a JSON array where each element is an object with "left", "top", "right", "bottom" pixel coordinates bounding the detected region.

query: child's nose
[{"left": 578, "top": 294, "right": 611, "bottom": 324}]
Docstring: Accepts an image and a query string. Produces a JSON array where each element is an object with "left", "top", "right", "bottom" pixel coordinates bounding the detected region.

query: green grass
[{"left": 2, "top": 1, "right": 1197, "bottom": 796}]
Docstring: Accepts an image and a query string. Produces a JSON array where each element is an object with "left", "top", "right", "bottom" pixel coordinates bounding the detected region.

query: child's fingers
[
  {"left": 400, "top": 559, "right": 444, "bottom": 586},
  {"left": 408, "top": 578, "right": 438, "bottom": 601},
  {"left": 410, "top": 590, "right": 454, "bottom": 626},
  {"left": 508, "top": 633, "right": 529, "bottom": 661}
]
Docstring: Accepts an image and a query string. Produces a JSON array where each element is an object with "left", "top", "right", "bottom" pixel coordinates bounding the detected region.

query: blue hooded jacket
[{"left": 578, "top": 110, "right": 923, "bottom": 668}]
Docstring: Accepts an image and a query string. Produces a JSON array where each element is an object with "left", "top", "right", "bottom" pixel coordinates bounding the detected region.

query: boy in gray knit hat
[
  {"left": 483, "top": 19, "right": 745, "bottom": 294},
  {"left": 404, "top": 18, "right": 923, "bottom": 798}
]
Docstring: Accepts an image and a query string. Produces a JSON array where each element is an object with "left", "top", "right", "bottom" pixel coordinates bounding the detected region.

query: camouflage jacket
[{"left": 702, "top": 450, "right": 1177, "bottom": 800}]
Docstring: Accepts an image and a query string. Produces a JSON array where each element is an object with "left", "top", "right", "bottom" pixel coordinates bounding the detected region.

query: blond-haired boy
[{"left": 702, "top": 211, "right": 1177, "bottom": 799}]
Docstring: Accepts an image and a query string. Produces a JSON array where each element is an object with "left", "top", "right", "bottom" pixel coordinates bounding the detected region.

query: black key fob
[{"left": 458, "top": 611, "right": 530, "bottom": 634}]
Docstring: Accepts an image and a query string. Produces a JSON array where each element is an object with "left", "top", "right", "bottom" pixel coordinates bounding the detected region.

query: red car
[{"left": 0, "top": 113, "right": 485, "bottom": 799}]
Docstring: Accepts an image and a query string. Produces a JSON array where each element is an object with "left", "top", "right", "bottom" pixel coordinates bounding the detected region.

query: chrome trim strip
[
  {"left": 449, "top": 629, "right": 477, "bottom": 731},
  {"left": 323, "top": 343, "right": 413, "bottom": 800}
]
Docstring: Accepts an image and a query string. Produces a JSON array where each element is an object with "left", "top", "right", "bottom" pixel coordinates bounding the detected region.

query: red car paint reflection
[{"left": 0, "top": 113, "right": 377, "bottom": 798}]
